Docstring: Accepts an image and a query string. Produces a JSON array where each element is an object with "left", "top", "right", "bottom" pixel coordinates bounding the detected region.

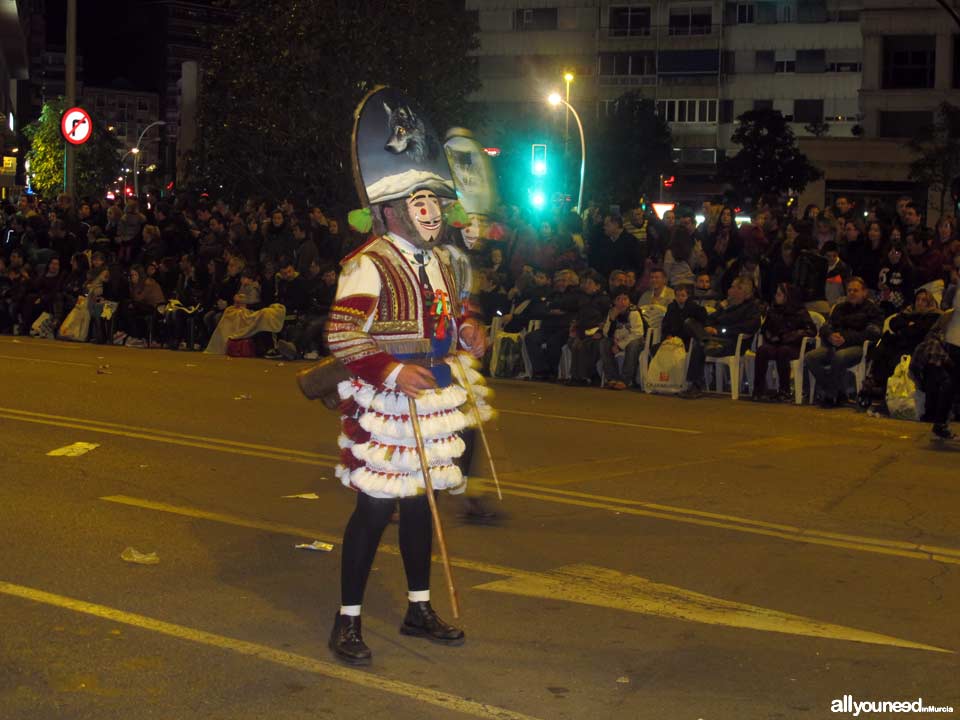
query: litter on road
[
  {"left": 283, "top": 492, "right": 321, "bottom": 500},
  {"left": 294, "top": 540, "right": 334, "bottom": 552},
  {"left": 120, "top": 547, "right": 160, "bottom": 565},
  {"left": 47, "top": 442, "right": 100, "bottom": 457}
]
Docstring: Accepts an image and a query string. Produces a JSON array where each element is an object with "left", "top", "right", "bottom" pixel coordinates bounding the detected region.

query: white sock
[
  {"left": 408, "top": 590, "right": 430, "bottom": 603},
  {"left": 339, "top": 605, "right": 361, "bottom": 617}
]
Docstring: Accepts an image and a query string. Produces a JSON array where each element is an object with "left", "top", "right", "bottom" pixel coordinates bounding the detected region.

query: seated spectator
[
  {"left": 139, "top": 224, "right": 166, "bottom": 265},
  {"left": 297, "top": 261, "right": 338, "bottom": 359},
  {"left": 765, "top": 240, "right": 796, "bottom": 303},
  {"left": 61, "top": 252, "right": 89, "bottom": 315},
  {"left": 116, "top": 264, "right": 165, "bottom": 348},
  {"left": 662, "top": 226, "right": 696, "bottom": 289},
  {"left": 678, "top": 276, "right": 761, "bottom": 399},
  {"left": 661, "top": 283, "right": 707, "bottom": 346},
  {"left": 693, "top": 272, "right": 719, "bottom": 308},
  {"left": 804, "top": 277, "right": 883, "bottom": 407},
  {"left": 203, "top": 255, "right": 243, "bottom": 339},
  {"left": 752, "top": 283, "right": 817, "bottom": 402},
  {"left": 859, "top": 288, "right": 941, "bottom": 408},
  {"left": 565, "top": 270, "right": 612, "bottom": 385},
  {"left": 598, "top": 288, "right": 646, "bottom": 389},
  {"left": 877, "top": 242, "right": 914, "bottom": 315},
  {"left": 264, "top": 257, "right": 310, "bottom": 359},
  {"left": 164, "top": 254, "right": 207, "bottom": 350},
  {"left": 637, "top": 267, "right": 675, "bottom": 308},
  {"left": 475, "top": 268, "right": 511, "bottom": 324},
  {"left": 22, "top": 256, "right": 64, "bottom": 333},
  {"left": 525, "top": 269, "right": 585, "bottom": 380}
]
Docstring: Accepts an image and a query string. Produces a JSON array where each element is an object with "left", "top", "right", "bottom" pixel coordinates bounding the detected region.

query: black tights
[{"left": 340, "top": 492, "right": 432, "bottom": 606}]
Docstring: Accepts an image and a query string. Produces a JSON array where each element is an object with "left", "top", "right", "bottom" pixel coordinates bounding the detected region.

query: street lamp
[
  {"left": 563, "top": 72, "right": 574, "bottom": 155},
  {"left": 548, "top": 92, "right": 585, "bottom": 214},
  {"left": 133, "top": 120, "right": 166, "bottom": 198}
]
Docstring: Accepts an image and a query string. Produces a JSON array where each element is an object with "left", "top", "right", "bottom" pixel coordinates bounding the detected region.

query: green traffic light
[{"left": 531, "top": 190, "right": 546, "bottom": 208}]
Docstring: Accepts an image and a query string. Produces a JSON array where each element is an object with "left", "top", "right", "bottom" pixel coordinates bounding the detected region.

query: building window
[
  {"left": 608, "top": 6, "right": 651, "bottom": 36},
  {"left": 827, "top": 61, "right": 862, "bottom": 72},
  {"left": 793, "top": 99, "right": 824, "bottom": 124},
  {"left": 775, "top": 60, "right": 796, "bottom": 73},
  {"left": 721, "top": 51, "right": 736, "bottom": 74},
  {"left": 883, "top": 36, "right": 935, "bottom": 89},
  {"left": 656, "top": 98, "right": 717, "bottom": 123},
  {"left": 737, "top": 3, "right": 754, "bottom": 23},
  {"left": 755, "top": 50, "right": 775, "bottom": 73},
  {"left": 599, "top": 51, "right": 656, "bottom": 77},
  {"left": 780, "top": 3, "right": 793, "bottom": 22},
  {"left": 879, "top": 110, "right": 933, "bottom": 138},
  {"left": 796, "top": 49, "right": 826, "bottom": 73},
  {"left": 669, "top": 6, "right": 712, "bottom": 35},
  {"left": 836, "top": 9, "right": 860, "bottom": 22},
  {"left": 515, "top": 8, "right": 558, "bottom": 31},
  {"left": 138, "top": 100, "right": 148, "bottom": 112}
]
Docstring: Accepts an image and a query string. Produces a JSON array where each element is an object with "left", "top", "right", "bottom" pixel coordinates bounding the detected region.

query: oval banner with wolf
[{"left": 351, "top": 86, "right": 456, "bottom": 207}]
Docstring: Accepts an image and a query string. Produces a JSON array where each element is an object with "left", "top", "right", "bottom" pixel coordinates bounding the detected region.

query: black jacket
[
  {"left": 706, "top": 298, "right": 761, "bottom": 338},
  {"left": 661, "top": 299, "right": 707, "bottom": 338},
  {"left": 821, "top": 299, "right": 884, "bottom": 348},
  {"left": 762, "top": 305, "right": 817, "bottom": 347}
]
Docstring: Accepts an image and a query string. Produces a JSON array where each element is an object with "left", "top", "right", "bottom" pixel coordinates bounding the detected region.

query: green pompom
[
  {"left": 348, "top": 207, "right": 373, "bottom": 234},
  {"left": 444, "top": 201, "right": 469, "bottom": 229}
]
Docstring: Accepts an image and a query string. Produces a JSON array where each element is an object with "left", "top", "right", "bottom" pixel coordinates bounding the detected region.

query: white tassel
[
  {"left": 350, "top": 435, "right": 466, "bottom": 473},
  {"left": 337, "top": 433, "right": 355, "bottom": 449},
  {"left": 340, "top": 464, "right": 465, "bottom": 498}
]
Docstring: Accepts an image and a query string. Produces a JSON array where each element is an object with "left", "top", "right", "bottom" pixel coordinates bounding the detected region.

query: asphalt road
[{"left": 0, "top": 336, "right": 957, "bottom": 720}]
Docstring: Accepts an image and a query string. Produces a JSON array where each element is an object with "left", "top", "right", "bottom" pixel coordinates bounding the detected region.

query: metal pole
[
  {"left": 564, "top": 78, "right": 571, "bottom": 156},
  {"left": 134, "top": 120, "right": 166, "bottom": 199},
  {"left": 562, "top": 98, "right": 586, "bottom": 214},
  {"left": 64, "top": 0, "right": 77, "bottom": 197}
]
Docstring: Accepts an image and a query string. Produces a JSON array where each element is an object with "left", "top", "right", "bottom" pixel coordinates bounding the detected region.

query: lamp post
[
  {"left": 548, "top": 92, "right": 585, "bottom": 214},
  {"left": 563, "top": 72, "right": 574, "bottom": 156},
  {"left": 133, "top": 120, "right": 166, "bottom": 198}
]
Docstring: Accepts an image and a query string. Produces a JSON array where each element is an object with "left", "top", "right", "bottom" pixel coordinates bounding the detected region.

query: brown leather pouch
[{"left": 296, "top": 356, "right": 352, "bottom": 410}]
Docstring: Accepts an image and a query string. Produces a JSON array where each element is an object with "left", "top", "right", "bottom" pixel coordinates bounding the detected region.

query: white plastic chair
[
  {"left": 635, "top": 326, "right": 660, "bottom": 391},
  {"left": 705, "top": 332, "right": 756, "bottom": 400}
]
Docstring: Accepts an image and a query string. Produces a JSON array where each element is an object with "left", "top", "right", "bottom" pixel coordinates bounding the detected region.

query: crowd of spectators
[
  {"left": 0, "top": 192, "right": 343, "bottom": 359},
  {"left": 1, "top": 189, "right": 958, "bottom": 437},
  {"left": 473, "top": 195, "right": 960, "bottom": 438}
]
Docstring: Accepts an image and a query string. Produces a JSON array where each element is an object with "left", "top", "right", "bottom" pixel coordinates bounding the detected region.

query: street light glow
[
  {"left": 548, "top": 92, "right": 562, "bottom": 106},
  {"left": 130, "top": 147, "right": 140, "bottom": 154},
  {"left": 564, "top": 72, "right": 574, "bottom": 83}
]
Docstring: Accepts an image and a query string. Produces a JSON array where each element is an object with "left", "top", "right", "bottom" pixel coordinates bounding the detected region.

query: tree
[
  {"left": 586, "top": 92, "right": 673, "bottom": 206},
  {"left": 718, "top": 109, "right": 822, "bottom": 205},
  {"left": 22, "top": 98, "right": 122, "bottom": 199},
  {"left": 192, "top": 0, "right": 481, "bottom": 210},
  {"left": 908, "top": 101, "right": 960, "bottom": 216}
]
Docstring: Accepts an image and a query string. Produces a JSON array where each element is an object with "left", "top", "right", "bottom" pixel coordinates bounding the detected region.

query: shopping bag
[
  {"left": 30, "top": 311, "right": 54, "bottom": 339},
  {"left": 644, "top": 337, "right": 687, "bottom": 394},
  {"left": 886, "top": 354, "right": 925, "bottom": 421},
  {"left": 58, "top": 296, "right": 91, "bottom": 342}
]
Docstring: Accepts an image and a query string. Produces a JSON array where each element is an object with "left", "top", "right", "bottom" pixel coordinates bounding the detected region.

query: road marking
[
  {"left": 497, "top": 408, "right": 702, "bottom": 434},
  {"left": 47, "top": 441, "right": 100, "bottom": 457},
  {"left": 0, "top": 580, "right": 542, "bottom": 720},
  {"left": 473, "top": 564, "right": 952, "bottom": 654},
  {"left": 8, "top": 407, "right": 957, "bottom": 566},
  {"left": 0, "top": 353, "right": 93, "bottom": 367},
  {"left": 99, "top": 495, "right": 951, "bottom": 654},
  {"left": 472, "top": 479, "right": 960, "bottom": 566},
  {"left": 0, "top": 407, "right": 338, "bottom": 467}
]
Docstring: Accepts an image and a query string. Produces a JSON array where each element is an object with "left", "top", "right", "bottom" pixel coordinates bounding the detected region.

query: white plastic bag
[
  {"left": 886, "top": 354, "right": 925, "bottom": 421},
  {"left": 644, "top": 337, "right": 687, "bottom": 394},
  {"left": 58, "top": 296, "right": 91, "bottom": 342},
  {"left": 30, "top": 312, "right": 54, "bottom": 338}
]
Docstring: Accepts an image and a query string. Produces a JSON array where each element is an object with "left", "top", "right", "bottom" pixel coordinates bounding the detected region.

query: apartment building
[
  {"left": 468, "top": 0, "right": 960, "bottom": 215},
  {"left": 1, "top": 0, "right": 29, "bottom": 191},
  {"left": 81, "top": 86, "right": 162, "bottom": 170}
]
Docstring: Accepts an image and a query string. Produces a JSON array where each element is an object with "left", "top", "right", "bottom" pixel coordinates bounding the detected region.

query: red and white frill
[{"left": 335, "top": 376, "right": 469, "bottom": 498}]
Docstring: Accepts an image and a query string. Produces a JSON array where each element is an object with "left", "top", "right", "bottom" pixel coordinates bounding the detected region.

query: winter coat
[
  {"left": 820, "top": 298, "right": 884, "bottom": 349},
  {"left": 706, "top": 297, "right": 761, "bottom": 338},
  {"left": 131, "top": 277, "right": 165, "bottom": 307},
  {"left": 602, "top": 305, "right": 645, "bottom": 348},
  {"left": 661, "top": 299, "right": 708, "bottom": 338},
  {"left": 762, "top": 289, "right": 817, "bottom": 347},
  {"left": 911, "top": 310, "right": 956, "bottom": 376}
]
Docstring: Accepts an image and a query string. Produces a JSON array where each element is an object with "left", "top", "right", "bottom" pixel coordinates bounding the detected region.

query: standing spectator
[
  {"left": 853, "top": 221, "right": 887, "bottom": 293},
  {"left": 525, "top": 270, "right": 585, "bottom": 380},
  {"left": 913, "top": 291, "right": 960, "bottom": 439},
  {"left": 679, "top": 277, "right": 761, "bottom": 399},
  {"left": 822, "top": 241, "right": 851, "bottom": 307},
  {"left": 804, "top": 277, "right": 883, "bottom": 407},
  {"left": 115, "top": 200, "right": 146, "bottom": 264},
  {"left": 663, "top": 227, "right": 696, "bottom": 288},
  {"left": 589, "top": 214, "right": 643, "bottom": 277},
  {"left": 906, "top": 229, "right": 945, "bottom": 292},
  {"left": 260, "top": 209, "right": 297, "bottom": 265},
  {"left": 766, "top": 240, "right": 796, "bottom": 302},
  {"left": 752, "top": 283, "right": 816, "bottom": 401}
]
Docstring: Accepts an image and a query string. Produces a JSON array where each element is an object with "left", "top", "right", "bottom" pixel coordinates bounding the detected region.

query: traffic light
[
  {"left": 662, "top": 175, "right": 675, "bottom": 189},
  {"left": 530, "top": 189, "right": 546, "bottom": 209},
  {"left": 531, "top": 143, "right": 547, "bottom": 176}
]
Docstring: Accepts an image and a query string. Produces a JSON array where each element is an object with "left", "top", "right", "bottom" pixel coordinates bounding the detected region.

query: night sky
[{"left": 45, "top": 0, "right": 162, "bottom": 92}]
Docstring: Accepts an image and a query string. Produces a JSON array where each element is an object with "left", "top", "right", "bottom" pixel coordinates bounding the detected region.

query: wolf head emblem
[{"left": 383, "top": 102, "right": 434, "bottom": 163}]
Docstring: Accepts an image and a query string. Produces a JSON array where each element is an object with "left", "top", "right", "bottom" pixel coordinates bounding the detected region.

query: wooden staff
[
  {"left": 455, "top": 355, "right": 503, "bottom": 500},
  {"left": 407, "top": 396, "right": 460, "bottom": 619}
]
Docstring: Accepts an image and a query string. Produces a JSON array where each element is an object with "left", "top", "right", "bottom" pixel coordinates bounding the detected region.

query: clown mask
[{"left": 407, "top": 190, "right": 443, "bottom": 244}]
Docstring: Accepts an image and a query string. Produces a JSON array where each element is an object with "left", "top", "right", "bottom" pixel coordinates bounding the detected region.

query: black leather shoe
[
  {"left": 400, "top": 601, "right": 465, "bottom": 645},
  {"left": 329, "top": 612, "right": 372, "bottom": 665}
]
